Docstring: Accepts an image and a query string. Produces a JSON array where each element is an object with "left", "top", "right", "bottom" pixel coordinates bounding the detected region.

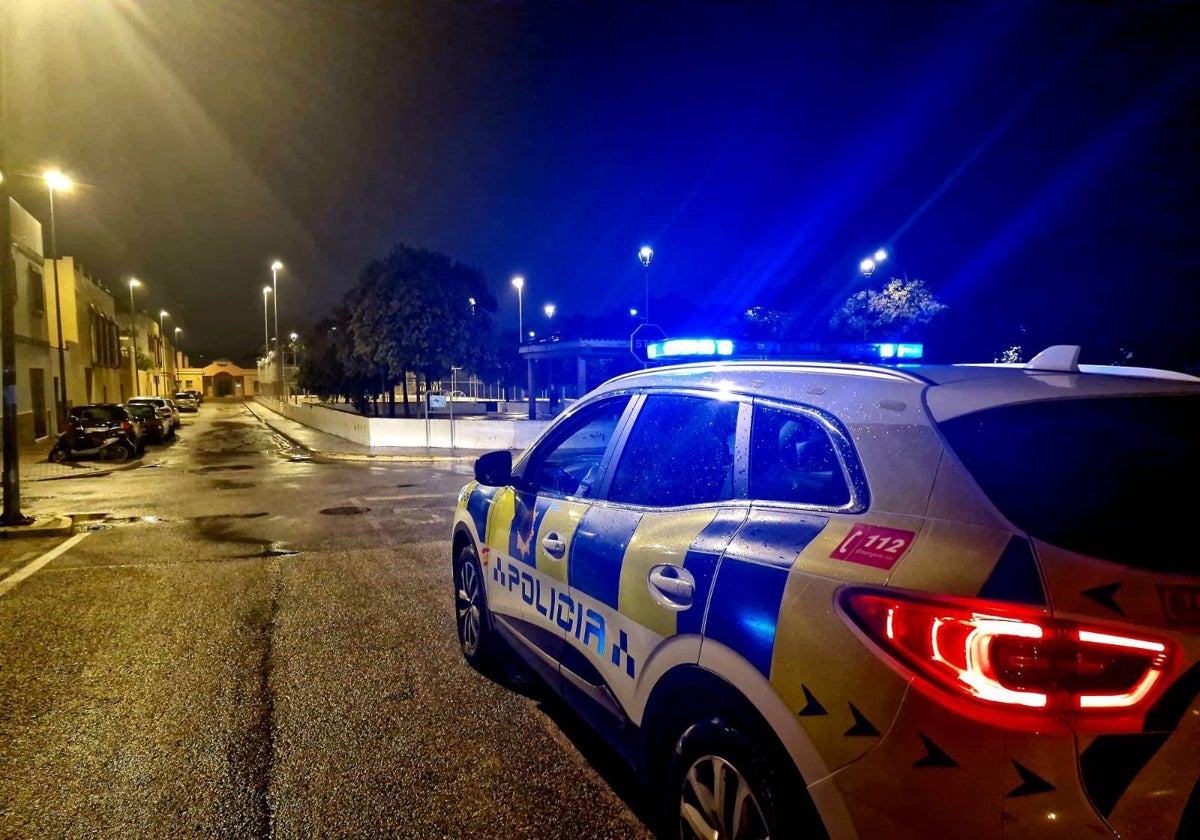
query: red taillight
[
  {"left": 838, "top": 588, "right": 1175, "bottom": 731},
  {"left": 121, "top": 420, "right": 132, "bottom": 432}
]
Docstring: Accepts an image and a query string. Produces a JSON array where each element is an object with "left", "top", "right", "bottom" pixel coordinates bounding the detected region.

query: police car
[{"left": 450, "top": 345, "right": 1199, "bottom": 839}]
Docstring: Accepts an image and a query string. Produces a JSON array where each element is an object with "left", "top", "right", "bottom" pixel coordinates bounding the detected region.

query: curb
[
  {"left": 0, "top": 514, "right": 76, "bottom": 539},
  {"left": 27, "top": 455, "right": 152, "bottom": 482}
]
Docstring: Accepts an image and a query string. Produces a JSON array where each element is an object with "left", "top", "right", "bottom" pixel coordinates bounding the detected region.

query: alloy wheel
[{"left": 679, "top": 754, "right": 770, "bottom": 840}]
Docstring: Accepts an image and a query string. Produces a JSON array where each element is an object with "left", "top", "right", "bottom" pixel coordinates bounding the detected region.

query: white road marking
[{"left": 0, "top": 532, "right": 91, "bottom": 597}]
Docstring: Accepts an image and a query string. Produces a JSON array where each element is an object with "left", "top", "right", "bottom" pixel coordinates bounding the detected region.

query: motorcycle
[{"left": 48, "top": 427, "right": 136, "bottom": 463}]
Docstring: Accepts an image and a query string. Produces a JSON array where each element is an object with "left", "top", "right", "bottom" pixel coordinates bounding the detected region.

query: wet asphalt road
[{"left": 0, "top": 401, "right": 656, "bottom": 840}]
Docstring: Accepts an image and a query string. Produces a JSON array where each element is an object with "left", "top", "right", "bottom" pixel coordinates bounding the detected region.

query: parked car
[
  {"left": 126, "top": 401, "right": 169, "bottom": 444},
  {"left": 56, "top": 403, "right": 143, "bottom": 459},
  {"left": 127, "top": 397, "right": 176, "bottom": 439},
  {"left": 451, "top": 345, "right": 1200, "bottom": 840},
  {"left": 185, "top": 389, "right": 203, "bottom": 405},
  {"left": 172, "top": 392, "right": 199, "bottom": 413}
]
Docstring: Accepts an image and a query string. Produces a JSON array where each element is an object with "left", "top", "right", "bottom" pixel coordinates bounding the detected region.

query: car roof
[{"left": 592, "top": 345, "right": 1200, "bottom": 422}]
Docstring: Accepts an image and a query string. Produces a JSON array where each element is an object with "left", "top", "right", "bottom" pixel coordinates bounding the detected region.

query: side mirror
[{"left": 474, "top": 450, "right": 513, "bottom": 487}]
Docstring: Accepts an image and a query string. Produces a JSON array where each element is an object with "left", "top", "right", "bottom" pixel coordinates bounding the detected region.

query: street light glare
[
  {"left": 544, "top": 303, "right": 556, "bottom": 318},
  {"left": 860, "top": 258, "right": 876, "bottom": 275},
  {"left": 874, "top": 249, "right": 888, "bottom": 262},
  {"left": 511, "top": 275, "right": 524, "bottom": 290},
  {"left": 128, "top": 277, "right": 141, "bottom": 288},
  {"left": 290, "top": 332, "right": 298, "bottom": 341},
  {"left": 271, "top": 260, "right": 284, "bottom": 271},
  {"left": 160, "top": 309, "right": 169, "bottom": 318},
  {"left": 263, "top": 285, "right": 272, "bottom": 295},
  {"left": 43, "top": 170, "right": 72, "bottom": 192},
  {"left": 639, "top": 245, "right": 654, "bottom": 266}
]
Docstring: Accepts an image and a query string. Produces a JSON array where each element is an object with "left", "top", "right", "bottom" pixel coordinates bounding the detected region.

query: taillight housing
[
  {"left": 121, "top": 420, "right": 133, "bottom": 433},
  {"left": 837, "top": 587, "right": 1177, "bottom": 732}
]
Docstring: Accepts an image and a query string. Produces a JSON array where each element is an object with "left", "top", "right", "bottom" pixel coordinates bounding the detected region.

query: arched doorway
[{"left": 213, "top": 371, "right": 238, "bottom": 397}]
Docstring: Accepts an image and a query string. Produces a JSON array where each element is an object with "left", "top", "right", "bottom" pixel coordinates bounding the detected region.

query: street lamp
[
  {"left": 127, "top": 277, "right": 141, "bottom": 397},
  {"left": 174, "top": 327, "right": 183, "bottom": 364},
  {"left": 543, "top": 303, "right": 556, "bottom": 319},
  {"left": 638, "top": 246, "right": 654, "bottom": 323},
  {"left": 262, "top": 285, "right": 272, "bottom": 359},
  {"left": 468, "top": 297, "right": 476, "bottom": 315},
  {"left": 158, "top": 309, "right": 169, "bottom": 367},
  {"left": 860, "top": 249, "right": 887, "bottom": 278},
  {"left": 270, "top": 260, "right": 283, "bottom": 352},
  {"left": 511, "top": 275, "right": 524, "bottom": 344},
  {"left": 44, "top": 170, "right": 71, "bottom": 424}
]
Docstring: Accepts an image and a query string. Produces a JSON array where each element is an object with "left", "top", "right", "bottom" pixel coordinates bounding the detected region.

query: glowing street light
[
  {"left": 44, "top": 170, "right": 72, "bottom": 423},
  {"left": 543, "top": 303, "right": 556, "bottom": 319},
  {"left": 511, "top": 275, "right": 525, "bottom": 345},
  {"left": 861, "top": 248, "right": 888, "bottom": 278},
  {"left": 127, "top": 278, "right": 141, "bottom": 397},
  {"left": 638, "top": 246, "right": 654, "bottom": 323}
]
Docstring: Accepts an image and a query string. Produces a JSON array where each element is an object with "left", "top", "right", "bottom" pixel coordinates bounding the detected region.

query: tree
[
  {"left": 829, "top": 277, "right": 948, "bottom": 341},
  {"left": 345, "top": 244, "right": 498, "bottom": 417}
]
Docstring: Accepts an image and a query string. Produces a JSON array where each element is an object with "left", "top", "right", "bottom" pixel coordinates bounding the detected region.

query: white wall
[{"left": 256, "top": 398, "right": 550, "bottom": 450}]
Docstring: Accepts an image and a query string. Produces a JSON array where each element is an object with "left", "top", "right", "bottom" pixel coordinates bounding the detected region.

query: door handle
[
  {"left": 647, "top": 565, "right": 696, "bottom": 610},
  {"left": 540, "top": 532, "right": 566, "bottom": 559}
]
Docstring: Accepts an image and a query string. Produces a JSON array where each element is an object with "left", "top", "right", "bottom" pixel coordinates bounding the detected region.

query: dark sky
[{"left": 4, "top": 0, "right": 1198, "bottom": 367}]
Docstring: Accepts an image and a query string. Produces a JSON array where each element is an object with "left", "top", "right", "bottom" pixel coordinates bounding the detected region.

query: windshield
[{"left": 938, "top": 395, "right": 1200, "bottom": 575}]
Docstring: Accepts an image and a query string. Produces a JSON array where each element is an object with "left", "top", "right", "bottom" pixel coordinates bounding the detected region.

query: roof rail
[{"left": 1024, "top": 345, "right": 1080, "bottom": 373}]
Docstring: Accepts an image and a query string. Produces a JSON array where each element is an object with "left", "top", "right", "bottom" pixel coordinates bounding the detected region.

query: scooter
[{"left": 48, "top": 427, "right": 136, "bottom": 463}]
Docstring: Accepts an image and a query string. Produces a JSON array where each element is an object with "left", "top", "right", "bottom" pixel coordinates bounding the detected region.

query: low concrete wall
[{"left": 256, "top": 397, "right": 550, "bottom": 450}]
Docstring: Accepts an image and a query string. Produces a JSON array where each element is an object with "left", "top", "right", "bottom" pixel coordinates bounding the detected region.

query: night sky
[{"left": 4, "top": 0, "right": 1198, "bottom": 368}]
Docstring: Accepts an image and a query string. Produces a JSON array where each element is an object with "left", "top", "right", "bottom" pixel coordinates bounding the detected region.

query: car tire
[
  {"left": 665, "top": 715, "right": 818, "bottom": 840},
  {"left": 453, "top": 542, "right": 501, "bottom": 671}
]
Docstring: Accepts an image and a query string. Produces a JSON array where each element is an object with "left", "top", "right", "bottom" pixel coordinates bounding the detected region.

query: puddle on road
[
  {"left": 194, "top": 464, "right": 255, "bottom": 474},
  {"left": 319, "top": 506, "right": 371, "bottom": 516},
  {"left": 236, "top": 543, "right": 299, "bottom": 558},
  {"left": 191, "top": 512, "right": 270, "bottom": 523},
  {"left": 212, "top": 479, "right": 257, "bottom": 490}
]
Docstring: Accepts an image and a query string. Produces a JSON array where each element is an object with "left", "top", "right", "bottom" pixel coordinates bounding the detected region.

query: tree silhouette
[{"left": 829, "top": 277, "right": 948, "bottom": 341}]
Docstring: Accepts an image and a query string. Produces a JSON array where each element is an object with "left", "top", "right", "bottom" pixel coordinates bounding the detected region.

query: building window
[{"left": 28, "top": 264, "right": 46, "bottom": 315}]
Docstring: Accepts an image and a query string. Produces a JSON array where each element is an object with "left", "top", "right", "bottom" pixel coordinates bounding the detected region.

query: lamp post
[
  {"left": 174, "top": 327, "right": 183, "bottom": 369},
  {"left": 638, "top": 246, "right": 653, "bottom": 323},
  {"left": 44, "top": 170, "right": 71, "bottom": 424},
  {"left": 262, "top": 285, "right": 271, "bottom": 360},
  {"left": 511, "top": 275, "right": 524, "bottom": 344},
  {"left": 270, "top": 260, "right": 282, "bottom": 350},
  {"left": 158, "top": 309, "right": 169, "bottom": 368},
  {"left": 127, "top": 277, "right": 141, "bottom": 398}
]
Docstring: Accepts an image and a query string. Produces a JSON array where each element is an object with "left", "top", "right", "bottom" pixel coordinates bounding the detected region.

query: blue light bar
[
  {"left": 647, "top": 338, "right": 735, "bottom": 360},
  {"left": 875, "top": 343, "right": 923, "bottom": 360}
]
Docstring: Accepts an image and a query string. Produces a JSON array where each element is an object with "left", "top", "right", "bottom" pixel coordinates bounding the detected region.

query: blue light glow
[
  {"left": 647, "top": 338, "right": 735, "bottom": 359},
  {"left": 874, "top": 342, "right": 923, "bottom": 360}
]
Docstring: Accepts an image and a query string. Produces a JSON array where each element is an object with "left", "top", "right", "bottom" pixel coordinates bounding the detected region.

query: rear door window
[
  {"left": 607, "top": 394, "right": 740, "bottom": 507},
  {"left": 748, "top": 405, "right": 851, "bottom": 507}
]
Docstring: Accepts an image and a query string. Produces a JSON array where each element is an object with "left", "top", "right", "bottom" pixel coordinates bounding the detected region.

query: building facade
[{"left": 4, "top": 198, "right": 57, "bottom": 444}]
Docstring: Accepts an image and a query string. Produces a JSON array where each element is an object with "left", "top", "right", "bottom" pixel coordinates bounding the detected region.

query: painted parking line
[{"left": 0, "top": 532, "right": 91, "bottom": 598}]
